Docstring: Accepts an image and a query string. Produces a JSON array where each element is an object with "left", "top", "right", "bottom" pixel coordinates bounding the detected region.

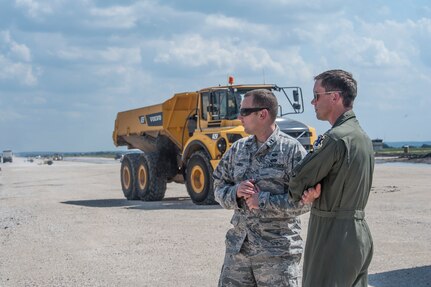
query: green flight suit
[{"left": 289, "top": 110, "right": 374, "bottom": 287}]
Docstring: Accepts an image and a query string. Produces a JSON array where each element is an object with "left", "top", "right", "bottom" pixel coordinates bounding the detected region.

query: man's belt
[{"left": 311, "top": 207, "right": 365, "bottom": 220}]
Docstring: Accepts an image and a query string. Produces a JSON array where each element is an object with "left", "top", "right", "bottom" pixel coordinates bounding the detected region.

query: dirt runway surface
[{"left": 0, "top": 158, "right": 430, "bottom": 286}]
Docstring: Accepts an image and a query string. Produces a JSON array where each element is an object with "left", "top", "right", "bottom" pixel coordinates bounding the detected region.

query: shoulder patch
[{"left": 313, "top": 134, "right": 326, "bottom": 151}]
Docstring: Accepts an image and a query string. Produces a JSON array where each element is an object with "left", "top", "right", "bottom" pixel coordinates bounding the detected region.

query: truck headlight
[{"left": 216, "top": 138, "right": 227, "bottom": 154}]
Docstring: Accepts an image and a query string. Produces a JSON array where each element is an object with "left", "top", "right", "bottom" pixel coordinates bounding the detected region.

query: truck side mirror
[
  {"left": 293, "top": 90, "right": 299, "bottom": 102},
  {"left": 293, "top": 103, "right": 301, "bottom": 110}
]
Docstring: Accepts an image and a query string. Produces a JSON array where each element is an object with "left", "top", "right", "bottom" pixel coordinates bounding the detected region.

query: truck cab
[{"left": 184, "top": 84, "right": 315, "bottom": 161}]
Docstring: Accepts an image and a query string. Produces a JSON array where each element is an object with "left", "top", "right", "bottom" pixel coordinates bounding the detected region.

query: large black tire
[
  {"left": 120, "top": 154, "right": 140, "bottom": 200},
  {"left": 135, "top": 153, "right": 167, "bottom": 201},
  {"left": 185, "top": 151, "right": 217, "bottom": 205}
]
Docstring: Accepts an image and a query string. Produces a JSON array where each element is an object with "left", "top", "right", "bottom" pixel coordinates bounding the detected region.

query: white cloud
[
  {"left": 260, "top": 0, "right": 311, "bottom": 6},
  {"left": 377, "top": 5, "right": 391, "bottom": 16},
  {"left": 56, "top": 45, "right": 141, "bottom": 65},
  {"left": 87, "top": 5, "right": 137, "bottom": 29},
  {"left": 292, "top": 18, "right": 415, "bottom": 68},
  {"left": 274, "top": 47, "right": 313, "bottom": 82},
  {"left": 358, "top": 18, "right": 431, "bottom": 66},
  {"left": 333, "top": 36, "right": 410, "bottom": 67},
  {"left": 82, "top": 1, "right": 234, "bottom": 35},
  {"left": 31, "top": 96, "right": 46, "bottom": 105},
  {"left": 368, "top": 39, "right": 409, "bottom": 66},
  {"left": 204, "top": 14, "right": 269, "bottom": 35},
  {"left": 0, "top": 108, "right": 25, "bottom": 122},
  {"left": 10, "top": 41, "right": 32, "bottom": 62},
  {"left": 14, "top": 0, "right": 53, "bottom": 18},
  {"left": 1, "top": 30, "right": 32, "bottom": 61},
  {"left": 64, "top": 110, "right": 83, "bottom": 119},
  {"left": 0, "top": 30, "right": 38, "bottom": 85},
  {"left": 56, "top": 47, "right": 85, "bottom": 61},
  {"left": 100, "top": 47, "right": 141, "bottom": 64},
  {"left": 94, "top": 65, "right": 152, "bottom": 96},
  {"left": 154, "top": 34, "right": 284, "bottom": 73}
]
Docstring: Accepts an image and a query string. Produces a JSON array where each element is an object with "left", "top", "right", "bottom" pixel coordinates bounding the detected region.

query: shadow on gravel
[
  {"left": 369, "top": 265, "right": 431, "bottom": 287},
  {"left": 62, "top": 199, "right": 137, "bottom": 208},
  {"left": 61, "top": 197, "right": 222, "bottom": 210}
]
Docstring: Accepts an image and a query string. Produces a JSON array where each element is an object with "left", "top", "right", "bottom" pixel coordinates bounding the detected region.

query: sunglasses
[
  {"left": 312, "top": 90, "right": 341, "bottom": 101},
  {"left": 239, "top": 107, "right": 269, "bottom": 117}
]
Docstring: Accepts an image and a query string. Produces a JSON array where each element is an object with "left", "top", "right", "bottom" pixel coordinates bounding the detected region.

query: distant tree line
[{"left": 382, "top": 143, "right": 431, "bottom": 149}]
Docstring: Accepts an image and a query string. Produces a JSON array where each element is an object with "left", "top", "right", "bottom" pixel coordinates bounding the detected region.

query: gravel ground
[{"left": 0, "top": 157, "right": 430, "bottom": 287}]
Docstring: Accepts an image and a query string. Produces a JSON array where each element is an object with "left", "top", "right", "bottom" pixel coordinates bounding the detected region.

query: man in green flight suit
[{"left": 289, "top": 69, "right": 374, "bottom": 287}]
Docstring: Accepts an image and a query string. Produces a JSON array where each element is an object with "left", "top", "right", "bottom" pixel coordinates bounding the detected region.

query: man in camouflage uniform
[
  {"left": 213, "top": 89, "right": 310, "bottom": 287},
  {"left": 289, "top": 69, "right": 374, "bottom": 287}
]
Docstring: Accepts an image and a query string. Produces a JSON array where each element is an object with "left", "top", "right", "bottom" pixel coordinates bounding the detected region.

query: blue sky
[{"left": 1, "top": 0, "right": 430, "bottom": 152}]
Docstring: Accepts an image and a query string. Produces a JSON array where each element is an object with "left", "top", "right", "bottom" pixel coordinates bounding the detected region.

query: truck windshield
[
  {"left": 208, "top": 90, "right": 240, "bottom": 120},
  {"left": 204, "top": 86, "right": 303, "bottom": 121},
  {"left": 232, "top": 86, "right": 303, "bottom": 117}
]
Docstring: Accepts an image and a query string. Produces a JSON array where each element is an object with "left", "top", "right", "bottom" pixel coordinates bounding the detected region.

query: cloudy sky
[{"left": 1, "top": 0, "right": 430, "bottom": 152}]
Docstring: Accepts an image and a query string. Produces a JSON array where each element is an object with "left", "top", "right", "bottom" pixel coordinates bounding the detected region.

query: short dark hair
[
  {"left": 315, "top": 69, "right": 357, "bottom": 108},
  {"left": 244, "top": 89, "right": 278, "bottom": 121}
]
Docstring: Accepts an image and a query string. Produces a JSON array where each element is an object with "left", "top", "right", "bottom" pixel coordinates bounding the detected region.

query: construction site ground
[{"left": 0, "top": 157, "right": 430, "bottom": 287}]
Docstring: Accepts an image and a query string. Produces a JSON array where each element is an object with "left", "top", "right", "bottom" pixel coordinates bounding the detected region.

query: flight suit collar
[{"left": 332, "top": 110, "right": 356, "bottom": 128}]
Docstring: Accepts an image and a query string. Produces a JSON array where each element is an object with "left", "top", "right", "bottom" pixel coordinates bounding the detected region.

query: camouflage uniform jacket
[{"left": 213, "top": 125, "right": 309, "bottom": 257}]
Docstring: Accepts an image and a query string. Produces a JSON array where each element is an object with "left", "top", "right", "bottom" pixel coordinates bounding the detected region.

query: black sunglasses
[{"left": 239, "top": 107, "right": 269, "bottom": 117}]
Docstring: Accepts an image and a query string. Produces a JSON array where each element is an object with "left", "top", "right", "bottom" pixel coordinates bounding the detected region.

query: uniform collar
[
  {"left": 332, "top": 110, "right": 356, "bottom": 128},
  {"left": 244, "top": 124, "right": 280, "bottom": 149}
]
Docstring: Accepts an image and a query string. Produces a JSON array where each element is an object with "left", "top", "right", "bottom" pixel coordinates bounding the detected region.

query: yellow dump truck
[{"left": 113, "top": 81, "right": 316, "bottom": 205}]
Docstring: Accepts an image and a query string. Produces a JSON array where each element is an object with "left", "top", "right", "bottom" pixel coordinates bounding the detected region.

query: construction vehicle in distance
[
  {"left": 2, "top": 150, "right": 13, "bottom": 163},
  {"left": 52, "top": 154, "right": 64, "bottom": 161},
  {"left": 112, "top": 78, "right": 317, "bottom": 205}
]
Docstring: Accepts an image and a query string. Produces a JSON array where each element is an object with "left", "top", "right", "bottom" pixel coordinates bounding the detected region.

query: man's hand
[
  {"left": 246, "top": 193, "right": 259, "bottom": 210},
  {"left": 236, "top": 180, "right": 257, "bottom": 199},
  {"left": 301, "top": 183, "right": 321, "bottom": 204}
]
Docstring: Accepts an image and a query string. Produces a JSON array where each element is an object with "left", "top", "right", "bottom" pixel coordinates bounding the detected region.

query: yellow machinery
[{"left": 113, "top": 81, "right": 317, "bottom": 205}]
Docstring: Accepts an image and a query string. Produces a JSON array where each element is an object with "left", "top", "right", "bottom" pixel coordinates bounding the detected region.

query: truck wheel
[
  {"left": 120, "top": 154, "right": 140, "bottom": 200},
  {"left": 136, "top": 153, "right": 167, "bottom": 201},
  {"left": 185, "top": 151, "right": 217, "bottom": 205}
]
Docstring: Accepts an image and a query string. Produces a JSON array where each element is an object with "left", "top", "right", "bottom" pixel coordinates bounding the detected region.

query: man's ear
[{"left": 334, "top": 91, "right": 341, "bottom": 102}]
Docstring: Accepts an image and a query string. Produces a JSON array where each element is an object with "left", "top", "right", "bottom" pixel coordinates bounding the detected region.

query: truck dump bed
[{"left": 113, "top": 92, "right": 198, "bottom": 152}]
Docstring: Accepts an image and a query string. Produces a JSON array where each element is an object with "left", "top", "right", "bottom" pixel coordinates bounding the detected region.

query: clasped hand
[
  {"left": 236, "top": 179, "right": 259, "bottom": 210},
  {"left": 301, "top": 183, "right": 321, "bottom": 204}
]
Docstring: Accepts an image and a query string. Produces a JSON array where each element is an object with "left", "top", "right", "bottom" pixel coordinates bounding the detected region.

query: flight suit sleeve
[
  {"left": 258, "top": 190, "right": 311, "bottom": 214},
  {"left": 258, "top": 143, "right": 310, "bottom": 214},
  {"left": 288, "top": 135, "right": 343, "bottom": 203},
  {"left": 213, "top": 146, "right": 240, "bottom": 210}
]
